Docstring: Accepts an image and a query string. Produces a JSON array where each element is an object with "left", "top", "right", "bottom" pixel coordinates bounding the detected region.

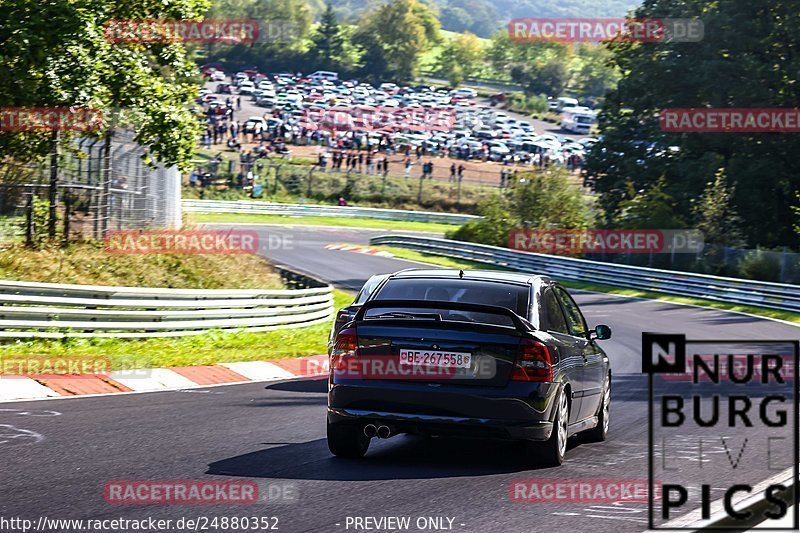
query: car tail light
[
  {"left": 512, "top": 339, "right": 553, "bottom": 382},
  {"left": 331, "top": 327, "right": 358, "bottom": 371}
]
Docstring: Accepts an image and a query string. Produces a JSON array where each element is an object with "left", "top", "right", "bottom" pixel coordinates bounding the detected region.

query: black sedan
[{"left": 326, "top": 269, "right": 612, "bottom": 466}]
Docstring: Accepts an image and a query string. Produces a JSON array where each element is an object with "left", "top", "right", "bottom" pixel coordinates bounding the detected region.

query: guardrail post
[
  {"left": 48, "top": 130, "right": 59, "bottom": 239},
  {"left": 25, "top": 193, "right": 34, "bottom": 247}
]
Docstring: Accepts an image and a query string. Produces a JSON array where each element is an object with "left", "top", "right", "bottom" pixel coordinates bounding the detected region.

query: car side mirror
[{"left": 590, "top": 324, "right": 611, "bottom": 341}]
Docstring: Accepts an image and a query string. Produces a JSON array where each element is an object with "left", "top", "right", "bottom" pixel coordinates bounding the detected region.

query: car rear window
[{"left": 369, "top": 278, "right": 529, "bottom": 326}]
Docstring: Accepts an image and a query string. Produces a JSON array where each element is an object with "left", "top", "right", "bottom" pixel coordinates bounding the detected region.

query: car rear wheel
[
  {"left": 586, "top": 375, "right": 610, "bottom": 442},
  {"left": 535, "top": 389, "right": 569, "bottom": 467},
  {"left": 327, "top": 421, "right": 370, "bottom": 458}
]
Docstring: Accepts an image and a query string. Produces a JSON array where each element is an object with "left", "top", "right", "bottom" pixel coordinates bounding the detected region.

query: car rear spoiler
[{"left": 353, "top": 299, "right": 532, "bottom": 334}]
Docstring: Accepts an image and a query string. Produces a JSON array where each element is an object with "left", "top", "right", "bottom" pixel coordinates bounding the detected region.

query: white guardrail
[
  {"left": 182, "top": 199, "right": 479, "bottom": 225},
  {"left": 0, "top": 272, "right": 334, "bottom": 339},
  {"left": 369, "top": 235, "right": 800, "bottom": 313}
]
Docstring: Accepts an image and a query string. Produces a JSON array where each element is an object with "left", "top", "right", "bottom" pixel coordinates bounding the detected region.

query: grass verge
[
  {"left": 0, "top": 240, "right": 285, "bottom": 289},
  {"left": 188, "top": 212, "right": 454, "bottom": 234},
  {"left": 0, "top": 290, "right": 353, "bottom": 368},
  {"left": 372, "top": 244, "right": 800, "bottom": 324}
]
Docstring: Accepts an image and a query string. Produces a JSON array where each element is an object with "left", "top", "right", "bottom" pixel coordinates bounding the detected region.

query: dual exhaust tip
[{"left": 363, "top": 424, "right": 391, "bottom": 439}]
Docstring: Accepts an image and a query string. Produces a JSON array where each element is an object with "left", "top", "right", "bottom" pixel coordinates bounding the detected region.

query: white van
[
  {"left": 561, "top": 107, "right": 596, "bottom": 134},
  {"left": 555, "top": 97, "right": 579, "bottom": 112},
  {"left": 308, "top": 71, "right": 339, "bottom": 82}
]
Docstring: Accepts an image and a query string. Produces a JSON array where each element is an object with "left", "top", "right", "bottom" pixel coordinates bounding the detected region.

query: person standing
[
  {"left": 457, "top": 164, "right": 464, "bottom": 182},
  {"left": 449, "top": 162, "right": 456, "bottom": 182},
  {"left": 358, "top": 152, "right": 364, "bottom": 174},
  {"left": 428, "top": 160, "right": 434, "bottom": 179},
  {"left": 404, "top": 157, "right": 412, "bottom": 177},
  {"left": 500, "top": 168, "right": 507, "bottom": 188},
  {"left": 236, "top": 96, "right": 242, "bottom": 111}
]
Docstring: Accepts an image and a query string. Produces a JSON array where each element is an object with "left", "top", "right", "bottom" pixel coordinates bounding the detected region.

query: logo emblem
[{"left": 642, "top": 332, "right": 686, "bottom": 374}]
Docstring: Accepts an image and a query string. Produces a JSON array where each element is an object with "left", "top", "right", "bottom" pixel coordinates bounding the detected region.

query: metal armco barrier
[
  {"left": 182, "top": 199, "right": 479, "bottom": 225},
  {"left": 0, "top": 269, "right": 334, "bottom": 339},
  {"left": 369, "top": 235, "right": 800, "bottom": 313}
]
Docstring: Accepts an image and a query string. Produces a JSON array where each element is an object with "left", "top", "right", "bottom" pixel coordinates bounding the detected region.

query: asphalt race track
[{"left": 2, "top": 224, "right": 798, "bottom": 533}]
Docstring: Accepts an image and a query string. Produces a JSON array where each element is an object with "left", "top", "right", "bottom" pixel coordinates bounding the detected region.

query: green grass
[
  {"left": 372, "top": 245, "right": 800, "bottom": 324},
  {"left": 0, "top": 290, "right": 353, "bottom": 369},
  {"left": 184, "top": 163, "right": 496, "bottom": 213},
  {"left": 188, "top": 212, "right": 454, "bottom": 234},
  {"left": 0, "top": 240, "right": 285, "bottom": 289}
]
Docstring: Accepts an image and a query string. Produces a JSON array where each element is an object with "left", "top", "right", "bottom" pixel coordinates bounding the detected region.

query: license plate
[{"left": 399, "top": 350, "right": 472, "bottom": 369}]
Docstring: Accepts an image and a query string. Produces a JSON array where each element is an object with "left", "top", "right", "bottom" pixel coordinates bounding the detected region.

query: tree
[
  {"left": 449, "top": 169, "right": 591, "bottom": 246},
  {"left": 572, "top": 44, "right": 620, "bottom": 103},
  {"left": 512, "top": 170, "right": 590, "bottom": 229},
  {"left": 306, "top": 2, "right": 358, "bottom": 72},
  {"left": 309, "top": 3, "right": 344, "bottom": 69},
  {"left": 439, "top": 0, "right": 498, "bottom": 38},
  {"left": 486, "top": 31, "right": 571, "bottom": 96},
  {"left": 0, "top": 0, "right": 210, "bottom": 170},
  {"left": 585, "top": 0, "right": 800, "bottom": 248},
  {"left": 694, "top": 169, "right": 745, "bottom": 247},
  {"left": 615, "top": 178, "right": 685, "bottom": 229},
  {"left": 353, "top": 0, "right": 441, "bottom": 83},
  {"left": 205, "top": 0, "right": 312, "bottom": 71},
  {"left": 511, "top": 60, "right": 569, "bottom": 98},
  {"left": 434, "top": 32, "right": 483, "bottom": 87}
]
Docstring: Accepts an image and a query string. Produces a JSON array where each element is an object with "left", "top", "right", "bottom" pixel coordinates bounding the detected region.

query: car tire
[
  {"left": 536, "top": 389, "right": 569, "bottom": 467},
  {"left": 327, "top": 421, "right": 370, "bottom": 458},
  {"left": 586, "top": 374, "right": 610, "bottom": 442}
]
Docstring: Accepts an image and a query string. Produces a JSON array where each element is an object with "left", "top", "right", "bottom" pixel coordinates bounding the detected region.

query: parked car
[
  {"left": 308, "top": 70, "right": 339, "bottom": 82},
  {"left": 243, "top": 116, "right": 267, "bottom": 133},
  {"left": 238, "top": 81, "right": 256, "bottom": 95},
  {"left": 451, "top": 88, "right": 477, "bottom": 99},
  {"left": 327, "top": 269, "right": 612, "bottom": 466}
]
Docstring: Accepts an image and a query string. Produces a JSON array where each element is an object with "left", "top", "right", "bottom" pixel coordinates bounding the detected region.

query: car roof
[{"left": 388, "top": 268, "right": 550, "bottom": 286}]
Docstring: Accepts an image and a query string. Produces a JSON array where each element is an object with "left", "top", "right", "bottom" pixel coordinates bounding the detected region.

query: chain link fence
[{"left": 0, "top": 129, "right": 180, "bottom": 242}]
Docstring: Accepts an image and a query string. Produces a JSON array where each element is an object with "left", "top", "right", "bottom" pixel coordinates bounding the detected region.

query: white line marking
[
  {"left": 219, "top": 361, "right": 296, "bottom": 381},
  {"left": 0, "top": 374, "right": 317, "bottom": 405},
  {"left": 0, "top": 424, "right": 44, "bottom": 445}
]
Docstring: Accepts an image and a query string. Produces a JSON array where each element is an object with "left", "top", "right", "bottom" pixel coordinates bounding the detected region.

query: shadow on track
[
  {"left": 206, "top": 434, "right": 564, "bottom": 481},
  {"left": 207, "top": 377, "right": 599, "bottom": 481}
]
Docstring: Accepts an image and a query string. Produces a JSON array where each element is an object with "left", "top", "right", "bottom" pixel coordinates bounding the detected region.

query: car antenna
[{"left": 458, "top": 269, "right": 464, "bottom": 279}]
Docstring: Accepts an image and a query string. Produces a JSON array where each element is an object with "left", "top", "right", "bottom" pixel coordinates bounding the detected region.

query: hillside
[{"left": 324, "top": 0, "right": 642, "bottom": 37}]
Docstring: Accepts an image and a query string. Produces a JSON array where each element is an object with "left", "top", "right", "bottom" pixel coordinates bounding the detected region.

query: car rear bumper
[
  {"left": 328, "top": 407, "right": 553, "bottom": 440},
  {"left": 328, "top": 381, "right": 561, "bottom": 441}
]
